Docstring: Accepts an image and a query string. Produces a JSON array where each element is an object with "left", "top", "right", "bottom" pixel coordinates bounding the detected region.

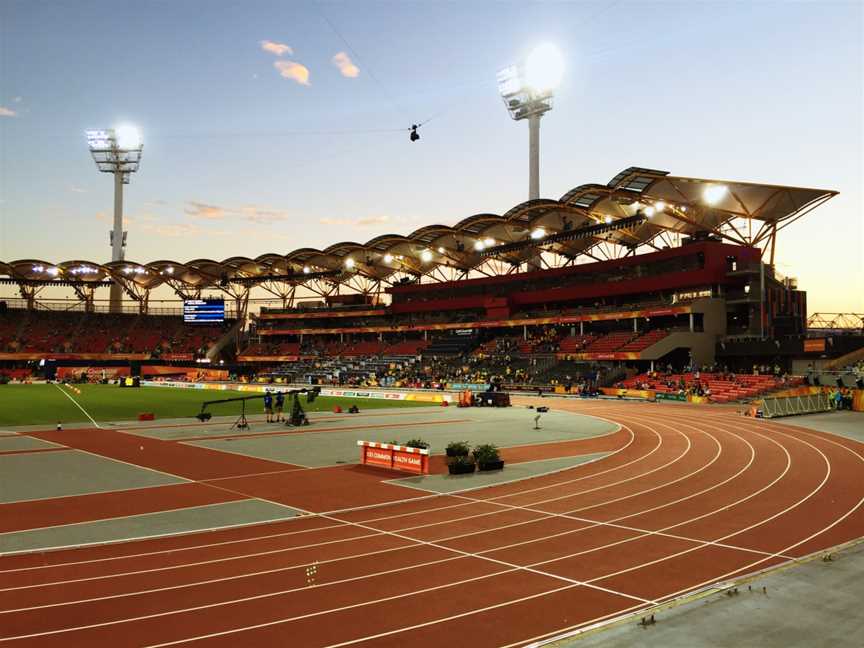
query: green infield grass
[{"left": 0, "top": 384, "right": 435, "bottom": 427}]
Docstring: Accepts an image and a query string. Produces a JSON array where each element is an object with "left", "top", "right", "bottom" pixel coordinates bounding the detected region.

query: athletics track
[{"left": 0, "top": 398, "right": 862, "bottom": 647}]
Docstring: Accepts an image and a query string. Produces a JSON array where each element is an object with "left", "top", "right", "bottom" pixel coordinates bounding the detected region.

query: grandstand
[{"left": 2, "top": 166, "right": 861, "bottom": 394}]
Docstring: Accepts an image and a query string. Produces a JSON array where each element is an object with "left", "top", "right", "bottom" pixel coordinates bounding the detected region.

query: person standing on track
[
  {"left": 275, "top": 391, "right": 285, "bottom": 422},
  {"left": 264, "top": 390, "right": 274, "bottom": 423}
]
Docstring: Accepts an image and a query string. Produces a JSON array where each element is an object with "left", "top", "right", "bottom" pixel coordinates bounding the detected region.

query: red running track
[{"left": 0, "top": 401, "right": 862, "bottom": 647}]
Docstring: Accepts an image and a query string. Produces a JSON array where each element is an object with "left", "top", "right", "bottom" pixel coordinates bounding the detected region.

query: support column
[
  {"left": 109, "top": 170, "right": 125, "bottom": 313},
  {"left": 580, "top": 321, "right": 584, "bottom": 335},
  {"left": 528, "top": 114, "right": 540, "bottom": 200},
  {"left": 689, "top": 313, "right": 694, "bottom": 332},
  {"left": 633, "top": 319, "right": 638, "bottom": 333}
]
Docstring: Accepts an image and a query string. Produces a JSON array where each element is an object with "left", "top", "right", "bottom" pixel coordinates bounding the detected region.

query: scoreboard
[{"left": 183, "top": 299, "right": 225, "bottom": 324}]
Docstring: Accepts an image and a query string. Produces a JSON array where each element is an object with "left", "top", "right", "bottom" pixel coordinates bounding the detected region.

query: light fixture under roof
[
  {"left": 703, "top": 184, "right": 728, "bottom": 205},
  {"left": 420, "top": 249, "right": 433, "bottom": 263},
  {"left": 530, "top": 227, "right": 546, "bottom": 239},
  {"left": 383, "top": 253, "right": 394, "bottom": 263},
  {"left": 302, "top": 265, "right": 310, "bottom": 274},
  {"left": 344, "top": 257, "right": 355, "bottom": 269},
  {"left": 474, "top": 240, "right": 485, "bottom": 251}
]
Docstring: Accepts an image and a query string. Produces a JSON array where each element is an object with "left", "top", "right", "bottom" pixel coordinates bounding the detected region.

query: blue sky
[{"left": 0, "top": 0, "right": 861, "bottom": 312}]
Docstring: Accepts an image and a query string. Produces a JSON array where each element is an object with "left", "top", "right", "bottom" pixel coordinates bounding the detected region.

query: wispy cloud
[
  {"left": 274, "top": 60, "right": 310, "bottom": 85},
  {"left": 69, "top": 185, "right": 86, "bottom": 194},
  {"left": 185, "top": 201, "right": 226, "bottom": 220},
  {"left": 332, "top": 52, "right": 359, "bottom": 78},
  {"left": 260, "top": 40, "right": 293, "bottom": 57},
  {"left": 141, "top": 222, "right": 203, "bottom": 238},
  {"left": 185, "top": 201, "right": 291, "bottom": 224},
  {"left": 238, "top": 205, "right": 291, "bottom": 224},
  {"left": 0, "top": 106, "right": 16, "bottom": 118},
  {"left": 320, "top": 215, "right": 389, "bottom": 228}
]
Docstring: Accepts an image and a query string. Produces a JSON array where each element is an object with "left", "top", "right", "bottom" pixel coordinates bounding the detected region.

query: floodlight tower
[
  {"left": 497, "top": 44, "right": 564, "bottom": 200},
  {"left": 85, "top": 126, "right": 143, "bottom": 312}
]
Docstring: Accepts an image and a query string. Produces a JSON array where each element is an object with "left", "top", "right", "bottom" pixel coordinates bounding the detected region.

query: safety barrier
[
  {"left": 357, "top": 440, "right": 430, "bottom": 474},
  {"left": 761, "top": 392, "right": 832, "bottom": 418}
]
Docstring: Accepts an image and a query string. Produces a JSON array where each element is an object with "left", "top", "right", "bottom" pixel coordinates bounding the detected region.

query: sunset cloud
[
  {"left": 332, "top": 52, "right": 359, "bottom": 78},
  {"left": 0, "top": 106, "right": 16, "bottom": 118},
  {"left": 320, "top": 215, "right": 389, "bottom": 228},
  {"left": 274, "top": 60, "right": 310, "bottom": 85},
  {"left": 185, "top": 201, "right": 225, "bottom": 220},
  {"left": 260, "top": 40, "right": 292, "bottom": 56}
]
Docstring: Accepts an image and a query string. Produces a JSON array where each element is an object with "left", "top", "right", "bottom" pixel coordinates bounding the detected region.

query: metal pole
[
  {"left": 760, "top": 261, "right": 765, "bottom": 339},
  {"left": 109, "top": 170, "right": 124, "bottom": 313},
  {"left": 528, "top": 114, "right": 541, "bottom": 200}
]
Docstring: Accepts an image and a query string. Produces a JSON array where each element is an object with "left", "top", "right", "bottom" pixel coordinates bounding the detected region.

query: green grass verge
[{"left": 0, "top": 384, "right": 436, "bottom": 427}]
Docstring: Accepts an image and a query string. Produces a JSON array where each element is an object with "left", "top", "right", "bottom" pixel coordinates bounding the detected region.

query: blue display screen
[{"left": 183, "top": 299, "right": 225, "bottom": 323}]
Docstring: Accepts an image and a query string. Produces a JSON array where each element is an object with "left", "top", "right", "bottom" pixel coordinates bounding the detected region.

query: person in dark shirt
[
  {"left": 263, "top": 391, "right": 274, "bottom": 423},
  {"left": 275, "top": 391, "right": 285, "bottom": 422}
]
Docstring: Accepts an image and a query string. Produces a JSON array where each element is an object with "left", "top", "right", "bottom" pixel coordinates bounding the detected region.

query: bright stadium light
[
  {"left": 484, "top": 237, "right": 495, "bottom": 247},
  {"left": 498, "top": 44, "right": 564, "bottom": 200},
  {"left": 474, "top": 240, "right": 485, "bottom": 251},
  {"left": 530, "top": 227, "right": 546, "bottom": 239},
  {"left": 420, "top": 249, "right": 433, "bottom": 263},
  {"left": 114, "top": 124, "right": 142, "bottom": 150},
  {"left": 604, "top": 215, "right": 613, "bottom": 224},
  {"left": 302, "top": 265, "right": 311, "bottom": 274},
  {"left": 644, "top": 206, "right": 656, "bottom": 217},
  {"left": 437, "top": 246, "right": 446, "bottom": 254},
  {"left": 383, "top": 253, "right": 394, "bottom": 263},
  {"left": 85, "top": 124, "right": 143, "bottom": 313},
  {"left": 344, "top": 257, "right": 355, "bottom": 269},
  {"left": 703, "top": 184, "right": 728, "bottom": 205},
  {"left": 525, "top": 44, "right": 564, "bottom": 93},
  {"left": 655, "top": 201, "right": 666, "bottom": 212}
]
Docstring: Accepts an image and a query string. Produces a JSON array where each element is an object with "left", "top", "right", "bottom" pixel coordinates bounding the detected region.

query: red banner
[{"left": 357, "top": 440, "right": 429, "bottom": 474}]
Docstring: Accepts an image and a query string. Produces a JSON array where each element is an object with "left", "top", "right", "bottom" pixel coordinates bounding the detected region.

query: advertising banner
[{"left": 803, "top": 339, "right": 826, "bottom": 353}]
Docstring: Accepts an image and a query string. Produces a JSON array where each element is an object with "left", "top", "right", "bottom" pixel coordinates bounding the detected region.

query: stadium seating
[
  {"left": 618, "top": 329, "right": 669, "bottom": 352},
  {"left": 622, "top": 372, "right": 803, "bottom": 403},
  {"left": 583, "top": 331, "right": 635, "bottom": 353}
]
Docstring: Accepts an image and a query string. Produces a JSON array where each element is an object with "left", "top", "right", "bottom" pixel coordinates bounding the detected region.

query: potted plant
[
  {"left": 473, "top": 444, "right": 504, "bottom": 471},
  {"left": 405, "top": 438, "right": 430, "bottom": 450},
  {"left": 447, "top": 454, "right": 476, "bottom": 475},
  {"left": 445, "top": 440, "right": 470, "bottom": 457}
]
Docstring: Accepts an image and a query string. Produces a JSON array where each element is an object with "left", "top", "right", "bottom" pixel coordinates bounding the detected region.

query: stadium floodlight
[
  {"left": 644, "top": 206, "right": 656, "bottom": 217},
  {"left": 344, "top": 257, "right": 355, "bottom": 269},
  {"left": 484, "top": 237, "right": 496, "bottom": 247},
  {"left": 498, "top": 44, "right": 563, "bottom": 200},
  {"left": 85, "top": 125, "right": 143, "bottom": 313},
  {"left": 530, "top": 227, "right": 546, "bottom": 239},
  {"left": 302, "top": 265, "right": 311, "bottom": 274},
  {"left": 703, "top": 184, "right": 728, "bottom": 205},
  {"left": 420, "top": 249, "right": 433, "bottom": 263},
  {"left": 654, "top": 201, "right": 666, "bottom": 212},
  {"left": 383, "top": 253, "right": 394, "bottom": 263},
  {"left": 473, "top": 240, "right": 485, "bottom": 252},
  {"left": 437, "top": 246, "right": 446, "bottom": 254},
  {"left": 604, "top": 215, "right": 613, "bottom": 224}
]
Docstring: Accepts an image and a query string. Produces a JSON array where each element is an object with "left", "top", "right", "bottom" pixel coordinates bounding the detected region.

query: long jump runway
[{"left": 0, "top": 401, "right": 862, "bottom": 647}]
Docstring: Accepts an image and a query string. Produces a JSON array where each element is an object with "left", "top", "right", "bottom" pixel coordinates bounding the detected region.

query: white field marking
[
  {"left": 0, "top": 411, "right": 679, "bottom": 595},
  {"left": 509, "top": 419, "right": 864, "bottom": 648},
  {"left": 0, "top": 412, "right": 625, "bottom": 561},
  {"left": 0, "top": 519, "right": 654, "bottom": 643},
  {"left": 0, "top": 407, "right": 759, "bottom": 597},
  {"left": 0, "top": 418, "right": 779, "bottom": 615},
  {"left": 0, "top": 407, "right": 724, "bottom": 606},
  {"left": 0, "top": 408, "right": 843, "bottom": 636},
  {"left": 0, "top": 419, "right": 641, "bottom": 585},
  {"left": 53, "top": 384, "right": 102, "bottom": 429},
  {"left": 0, "top": 418, "right": 625, "bottom": 569},
  {"left": 0, "top": 498, "right": 300, "bottom": 548},
  {"left": 145, "top": 414, "right": 835, "bottom": 648},
  {"left": 0, "top": 410, "right": 788, "bottom": 632}
]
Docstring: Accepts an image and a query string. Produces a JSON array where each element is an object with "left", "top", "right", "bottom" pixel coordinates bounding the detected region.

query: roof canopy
[{"left": 0, "top": 167, "right": 836, "bottom": 294}]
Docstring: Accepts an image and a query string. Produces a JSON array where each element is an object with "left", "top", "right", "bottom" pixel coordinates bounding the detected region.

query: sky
[{"left": 0, "top": 0, "right": 862, "bottom": 313}]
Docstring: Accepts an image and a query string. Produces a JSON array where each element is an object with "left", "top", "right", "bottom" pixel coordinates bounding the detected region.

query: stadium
[{"left": 1, "top": 3, "right": 863, "bottom": 647}]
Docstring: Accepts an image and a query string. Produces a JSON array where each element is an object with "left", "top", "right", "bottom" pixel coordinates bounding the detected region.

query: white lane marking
[
  {"left": 0, "top": 404, "right": 852, "bottom": 644},
  {"left": 53, "top": 385, "right": 102, "bottom": 429}
]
